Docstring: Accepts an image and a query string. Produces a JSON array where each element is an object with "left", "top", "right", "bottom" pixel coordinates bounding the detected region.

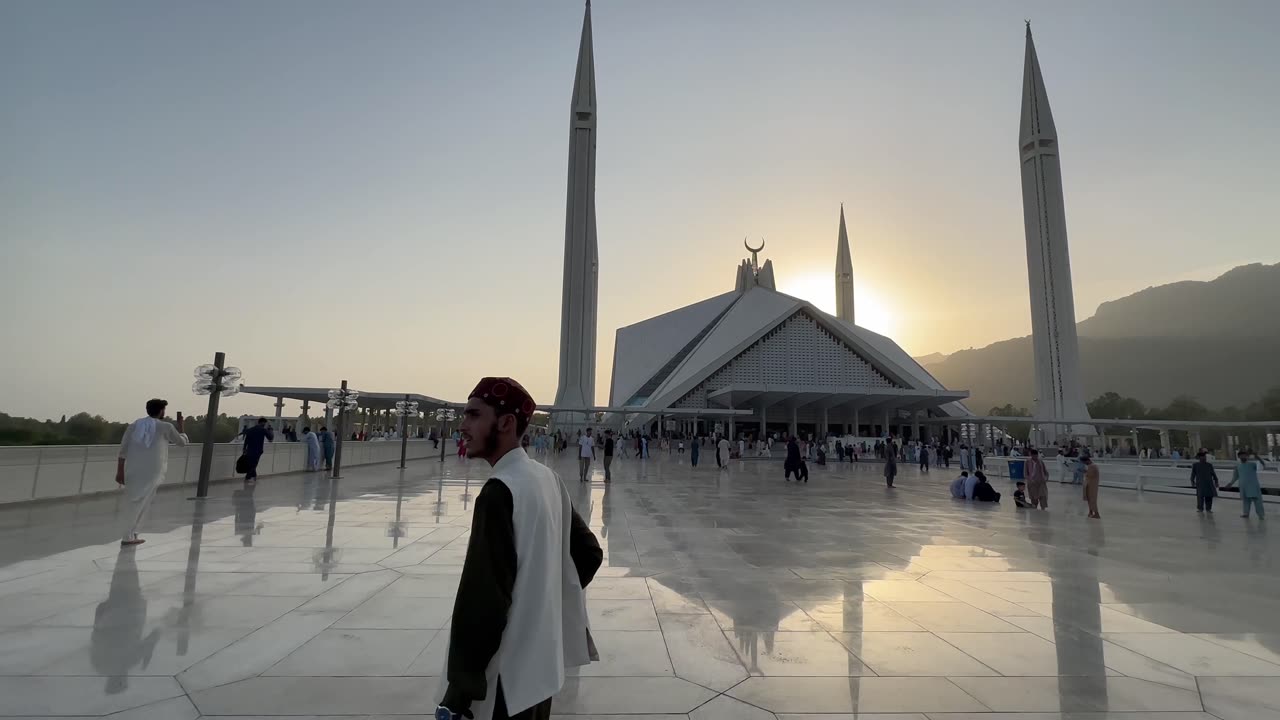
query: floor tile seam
[
  {"left": 1189, "top": 633, "right": 1280, "bottom": 666},
  {"left": 1192, "top": 674, "right": 1216, "bottom": 715},
  {"left": 261, "top": 624, "right": 442, "bottom": 678},
  {"left": 1092, "top": 635, "right": 1238, "bottom": 687},
  {"left": 863, "top": 617, "right": 1005, "bottom": 676},
  {"left": 700, "top": 610, "right": 756, "bottom": 680},
  {"left": 816, "top": 623, "right": 883, "bottom": 677},
  {"left": 1101, "top": 634, "right": 1280, "bottom": 676},
  {"left": 936, "top": 674, "right": 998, "bottom": 713},
  {"left": 174, "top": 615, "right": 346, "bottom": 696}
]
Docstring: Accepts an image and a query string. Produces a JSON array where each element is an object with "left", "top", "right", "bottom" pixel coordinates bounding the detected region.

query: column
[
  {"left": 790, "top": 407, "right": 798, "bottom": 439},
  {"left": 1190, "top": 429, "right": 1203, "bottom": 453},
  {"left": 883, "top": 410, "right": 891, "bottom": 438},
  {"left": 728, "top": 416, "right": 735, "bottom": 441},
  {"left": 324, "top": 406, "right": 333, "bottom": 428},
  {"left": 913, "top": 411, "right": 922, "bottom": 443},
  {"left": 852, "top": 408, "right": 860, "bottom": 435},
  {"left": 274, "top": 396, "right": 284, "bottom": 418},
  {"left": 821, "top": 406, "right": 829, "bottom": 438},
  {"left": 760, "top": 405, "right": 767, "bottom": 438},
  {"left": 1159, "top": 429, "right": 1171, "bottom": 457}
]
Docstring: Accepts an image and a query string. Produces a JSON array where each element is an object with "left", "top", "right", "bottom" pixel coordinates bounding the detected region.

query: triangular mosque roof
[{"left": 609, "top": 285, "right": 970, "bottom": 418}]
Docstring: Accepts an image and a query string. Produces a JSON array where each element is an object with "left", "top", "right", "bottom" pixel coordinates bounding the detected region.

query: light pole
[
  {"left": 393, "top": 397, "right": 419, "bottom": 469},
  {"left": 191, "top": 352, "right": 243, "bottom": 498},
  {"left": 326, "top": 382, "right": 360, "bottom": 479},
  {"left": 436, "top": 407, "right": 457, "bottom": 462}
]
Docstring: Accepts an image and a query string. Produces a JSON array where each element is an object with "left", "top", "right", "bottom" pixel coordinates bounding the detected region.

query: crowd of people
[{"left": 105, "top": 381, "right": 1269, "bottom": 720}]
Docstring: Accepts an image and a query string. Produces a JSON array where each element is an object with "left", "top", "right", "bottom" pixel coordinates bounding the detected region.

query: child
[{"left": 1014, "top": 480, "right": 1032, "bottom": 508}]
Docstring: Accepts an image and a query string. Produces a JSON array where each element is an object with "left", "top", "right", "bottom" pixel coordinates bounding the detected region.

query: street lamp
[
  {"left": 435, "top": 407, "right": 457, "bottom": 462},
  {"left": 191, "top": 352, "right": 243, "bottom": 498},
  {"left": 326, "top": 382, "right": 360, "bottom": 479},
  {"left": 392, "top": 397, "right": 419, "bottom": 469}
]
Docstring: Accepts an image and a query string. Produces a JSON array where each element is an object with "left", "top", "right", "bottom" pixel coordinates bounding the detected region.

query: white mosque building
[{"left": 606, "top": 225, "right": 971, "bottom": 442}]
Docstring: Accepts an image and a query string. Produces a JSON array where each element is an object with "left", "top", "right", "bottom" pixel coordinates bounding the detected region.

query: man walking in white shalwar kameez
[
  {"left": 116, "top": 399, "right": 188, "bottom": 546},
  {"left": 302, "top": 426, "right": 322, "bottom": 471}
]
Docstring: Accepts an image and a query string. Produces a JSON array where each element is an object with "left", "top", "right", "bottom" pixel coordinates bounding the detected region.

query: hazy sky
[{"left": 3, "top": 0, "right": 1277, "bottom": 422}]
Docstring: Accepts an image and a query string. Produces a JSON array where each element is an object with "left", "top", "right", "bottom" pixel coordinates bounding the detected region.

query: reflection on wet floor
[{"left": 1, "top": 452, "right": 1278, "bottom": 718}]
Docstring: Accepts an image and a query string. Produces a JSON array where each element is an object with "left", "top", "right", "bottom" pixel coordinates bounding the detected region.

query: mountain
[
  {"left": 912, "top": 352, "right": 950, "bottom": 366},
  {"left": 918, "top": 263, "right": 1280, "bottom": 413}
]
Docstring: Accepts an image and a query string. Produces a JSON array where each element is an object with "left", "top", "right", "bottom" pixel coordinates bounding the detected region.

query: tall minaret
[
  {"left": 554, "top": 1, "right": 598, "bottom": 418},
  {"left": 835, "top": 204, "right": 854, "bottom": 323},
  {"left": 1019, "top": 23, "right": 1091, "bottom": 438}
]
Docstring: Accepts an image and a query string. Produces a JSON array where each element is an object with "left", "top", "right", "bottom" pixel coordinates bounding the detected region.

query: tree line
[
  {"left": 987, "top": 386, "right": 1280, "bottom": 450},
  {"left": 0, "top": 412, "right": 242, "bottom": 446}
]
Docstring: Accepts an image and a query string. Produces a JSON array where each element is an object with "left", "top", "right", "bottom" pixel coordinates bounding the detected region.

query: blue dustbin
[{"left": 1008, "top": 459, "right": 1026, "bottom": 480}]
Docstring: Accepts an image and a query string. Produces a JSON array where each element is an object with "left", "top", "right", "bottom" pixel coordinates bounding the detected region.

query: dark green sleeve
[
  {"left": 569, "top": 507, "right": 603, "bottom": 588},
  {"left": 444, "top": 479, "right": 516, "bottom": 704}
]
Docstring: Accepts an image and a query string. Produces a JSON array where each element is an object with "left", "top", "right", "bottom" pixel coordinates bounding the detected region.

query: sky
[{"left": 3, "top": 0, "right": 1278, "bottom": 422}]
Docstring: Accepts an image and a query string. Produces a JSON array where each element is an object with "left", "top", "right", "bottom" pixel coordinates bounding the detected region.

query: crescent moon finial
[{"left": 745, "top": 237, "right": 765, "bottom": 254}]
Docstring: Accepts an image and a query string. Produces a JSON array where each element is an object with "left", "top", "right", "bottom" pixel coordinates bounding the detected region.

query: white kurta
[
  {"left": 303, "top": 431, "right": 322, "bottom": 471},
  {"left": 436, "top": 448, "right": 592, "bottom": 720},
  {"left": 118, "top": 418, "right": 188, "bottom": 539}
]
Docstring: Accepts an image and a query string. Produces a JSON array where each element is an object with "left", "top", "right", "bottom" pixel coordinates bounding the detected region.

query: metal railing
[{"left": 0, "top": 438, "right": 451, "bottom": 505}]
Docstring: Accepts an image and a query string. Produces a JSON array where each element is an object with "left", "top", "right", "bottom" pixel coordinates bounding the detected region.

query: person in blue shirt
[
  {"left": 240, "top": 418, "right": 274, "bottom": 483},
  {"left": 1225, "top": 450, "right": 1266, "bottom": 519}
]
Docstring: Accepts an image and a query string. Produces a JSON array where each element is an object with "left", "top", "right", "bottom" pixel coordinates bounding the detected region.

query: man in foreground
[
  {"left": 116, "top": 399, "right": 188, "bottom": 546},
  {"left": 437, "top": 377, "right": 603, "bottom": 720}
]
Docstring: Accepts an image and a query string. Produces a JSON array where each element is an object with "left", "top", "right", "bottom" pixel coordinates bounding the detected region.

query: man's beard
[{"left": 469, "top": 424, "right": 501, "bottom": 460}]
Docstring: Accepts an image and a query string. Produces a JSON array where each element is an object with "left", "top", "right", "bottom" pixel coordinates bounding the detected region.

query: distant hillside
[
  {"left": 913, "top": 352, "right": 949, "bottom": 366},
  {"left": 919, "top": 263, "right": 1280, "bottom": 412}
]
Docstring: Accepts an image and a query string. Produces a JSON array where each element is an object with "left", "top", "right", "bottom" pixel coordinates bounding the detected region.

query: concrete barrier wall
[{"left": 0, "top": 439, "right": 451, "bottom": 505}]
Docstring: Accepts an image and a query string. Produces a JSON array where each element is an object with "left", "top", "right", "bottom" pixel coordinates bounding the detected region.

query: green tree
[
  {"left": 987, "top": 404, "right": 1032, "bottom": 443},
  {"left": 1087, "top": 392, "right": 1147, "bottom": 419}
]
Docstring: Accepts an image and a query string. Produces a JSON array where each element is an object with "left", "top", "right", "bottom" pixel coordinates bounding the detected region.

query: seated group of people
[{"left": 948, "top": 470, "right": 1001, "bottom": 502}]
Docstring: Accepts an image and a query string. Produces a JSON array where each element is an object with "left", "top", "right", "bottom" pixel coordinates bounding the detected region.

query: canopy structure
[
  {"left": 919, "top": 415, "right": 1280, "bottom": 429},
  {"left": 240, "top": 386, "right": 453, "bottom": 415}
]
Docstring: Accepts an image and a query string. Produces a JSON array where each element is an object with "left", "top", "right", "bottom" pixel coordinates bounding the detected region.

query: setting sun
[{"left": 778, "top": 271, "right": 898, "bottom": 339}]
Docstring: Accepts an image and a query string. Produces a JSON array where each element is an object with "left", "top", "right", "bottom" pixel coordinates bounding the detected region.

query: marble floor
[{"left": 1, "top": 449, "right": 1277, "bottom": 719}]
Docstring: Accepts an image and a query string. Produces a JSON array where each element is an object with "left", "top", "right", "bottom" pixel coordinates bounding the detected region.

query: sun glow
[{"left": 778, "top": 271, "right": 899, "bottom": 339}]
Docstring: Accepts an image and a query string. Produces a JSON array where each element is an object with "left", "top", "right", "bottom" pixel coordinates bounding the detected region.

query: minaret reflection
[{"left": 1037, "top": 512, "right": 1109, "bottom": 708}]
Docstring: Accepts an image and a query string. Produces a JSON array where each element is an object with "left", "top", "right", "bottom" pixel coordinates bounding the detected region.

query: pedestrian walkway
[{"left": 0, "top": 451, "right": 1276, "bottom": 718}]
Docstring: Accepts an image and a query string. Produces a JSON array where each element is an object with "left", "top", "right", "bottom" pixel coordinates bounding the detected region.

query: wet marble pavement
[{"left": 1, "top": 449, "right": 1277, "bottom": 719}]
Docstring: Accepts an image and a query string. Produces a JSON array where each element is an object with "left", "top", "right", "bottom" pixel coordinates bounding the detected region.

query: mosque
[
  {"left": 606, "top": 218, "right": 970, "bottom": 442},
  {"left": 553, "top": 5, "right": 1097, "bottom": 444},
  {"left": 545, "top": 3, "right": 970, "bottom": 441}
]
